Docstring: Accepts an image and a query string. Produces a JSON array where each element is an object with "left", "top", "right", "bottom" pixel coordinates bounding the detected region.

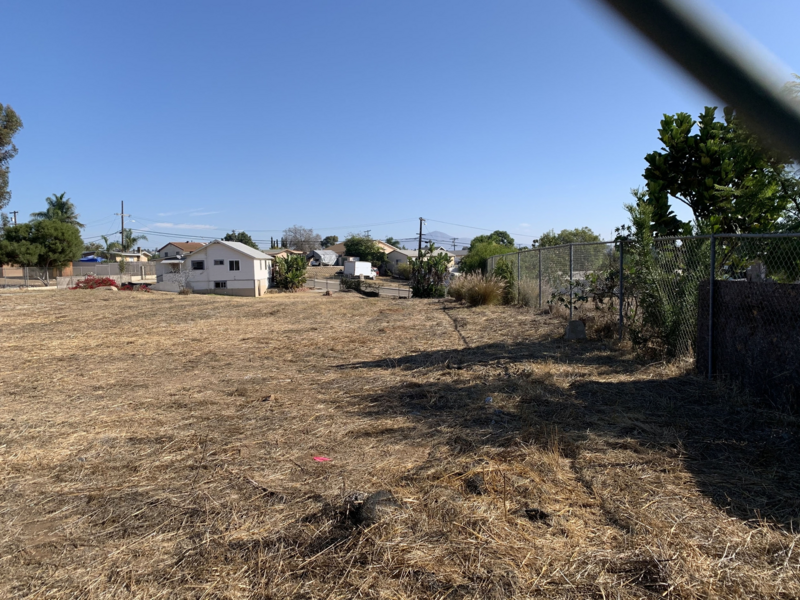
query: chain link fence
[{"left": 489, "top": 234, "right": 800, "bottom": 397}]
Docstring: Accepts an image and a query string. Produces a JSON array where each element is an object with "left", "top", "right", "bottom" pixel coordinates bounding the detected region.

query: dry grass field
[{"left": 2, "top": 289, "right": 800, "bottom": 599}]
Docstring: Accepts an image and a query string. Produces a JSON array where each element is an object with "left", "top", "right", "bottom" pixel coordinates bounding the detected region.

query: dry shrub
[
  {"left": 449, "top": 273, "right": 504, "bottom": 306},
  {"left": 178, "top": 287, "right": 193, "bottom": 295}
]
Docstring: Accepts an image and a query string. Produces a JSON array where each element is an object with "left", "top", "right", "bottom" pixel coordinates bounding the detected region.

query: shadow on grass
[{"left": 342, "top": 339, "right": 800, "bottom": 529}]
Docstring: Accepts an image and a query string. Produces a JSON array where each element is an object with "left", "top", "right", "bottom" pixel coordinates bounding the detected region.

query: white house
[
  {"left": 155, "top": 240, "right": 273, "bottom": 296},
  {"left": 386, "top": 247, "right": 455, "bottom": 274}
]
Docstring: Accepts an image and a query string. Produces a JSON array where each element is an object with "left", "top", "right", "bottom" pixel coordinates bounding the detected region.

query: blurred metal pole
[
  {"left": 708, "top": 235, "right": 716, "bottom": 379},
  {"left": 618, "top": 242, "right": 624, "bottom": 341},
  {"left": 596, "top": 0, "right": 800, "bottom": 159},
  {"left": 569, "top": 244, "right": 574, "bottom": 321},
  {"left": 517, "top": 252, "right": 521, "bottom": 303}
]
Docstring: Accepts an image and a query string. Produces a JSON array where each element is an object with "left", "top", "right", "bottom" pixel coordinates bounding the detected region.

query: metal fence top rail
[{"left": 487, "top": 233, "right": 800, "bottom": 262}]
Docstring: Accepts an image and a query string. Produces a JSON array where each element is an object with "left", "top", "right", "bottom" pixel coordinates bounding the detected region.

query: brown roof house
[{"left": 158, "top": 242, "right": 205, "bottom": 258}]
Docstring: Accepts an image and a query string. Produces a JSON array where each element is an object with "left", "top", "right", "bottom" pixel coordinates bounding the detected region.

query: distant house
[
  {"left": 155, "top": 240, "right": 274, "bottom": 296},
  {"left": 326, "top": 240, "right": 399, "bottom": 259},
  {"left": 452, "top": 249, "right": 470, "bottom": 265},
  {"left": 158, "top": 242, "right": 205, "bottom": 259},
  {"left": 264, "top": 248, "right": 305, "bottom": 261},
  {"left": 114, "top": 249, "right": 151, "bottom": 262},
  {"left": 386, "top": 247, "right": 455, "bottom": 274}
]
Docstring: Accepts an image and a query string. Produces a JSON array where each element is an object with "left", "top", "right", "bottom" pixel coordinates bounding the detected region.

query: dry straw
[{"left": 1, "top": 290, "right": 799, "bottom": 598}]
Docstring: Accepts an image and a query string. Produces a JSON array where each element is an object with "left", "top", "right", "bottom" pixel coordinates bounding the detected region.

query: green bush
[
  {"left": 273, "top": 254, "right": 308, "bottom": 291},
  {"left": 493, "top": 258, "right": 516, "bottom": 304},
  {"left": 409, "top": 243, "right": 449, "bottom": 298},
  {"left": 396, "top": 262, "right": 412, "bottom": 280}
]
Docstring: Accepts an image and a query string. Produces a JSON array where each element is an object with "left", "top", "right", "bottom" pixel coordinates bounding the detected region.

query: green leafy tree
[
  {"left": 321, "top": 235, "right": 339, "bottom": 248},
  {"left": 223, "top": 230, "right": 259, "bottom": 249},
  {"left": 30, "top": 192, "right": 85, "bottom": 229},
  {"left": 493, "top": 257, "right": 517, "bottom": 304},
  {"left": 343, "top": 234, "right": 386, "bottom": 267},
  {"left": 273, "top": 254, "right": 308, "bottom": 291},
  {"left": 538, "top": 227, "right": 601, "bottom": 246},
  {"left": 384, "top": 236, "right": 402, "bottom": 248},
  {"left": 638, "top": 107, "right": 799, "bottom": 235},
  {"left": 459, "top": 230, "right": 517, "bottom": 274},
  {"left": 469, "top": 230, "right": 515, "bottom": 248},
  {"left": 0, "top": 104, "right": 23, "bottom": 216},
  {"left": 408, "top": 242, "right": 450, "bottom": 298},
  {"left": 83, "top": 241, "right": 103, "bottom": 255},
  {"left": 0, "top": 221, "right": 82, "bottom": 284}
]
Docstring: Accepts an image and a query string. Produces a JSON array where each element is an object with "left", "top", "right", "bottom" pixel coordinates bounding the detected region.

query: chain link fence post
[
  {"left": 517, "top": 251, "right": 521, "bottom": 303},
  {"left": 707, "top": 234, "right": 716, "bottom": 380},
  {"left": 618, "top": 240, "right": 624, "bottom": 341},
  {"left": 538, "top": 248, "right": 542, "bottom": 309},
  {"left": 568, "top": 243, "right": 574, "bottom": 322}
]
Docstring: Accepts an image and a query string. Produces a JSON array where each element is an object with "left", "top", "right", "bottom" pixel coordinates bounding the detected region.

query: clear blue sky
[{"left": 4, "top": 0, "right": 798, "bottom": 249}]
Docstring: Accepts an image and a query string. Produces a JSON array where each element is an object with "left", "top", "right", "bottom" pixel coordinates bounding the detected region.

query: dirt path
[{"left": 1, "top": 290, "right": 799, "bottom": 599}]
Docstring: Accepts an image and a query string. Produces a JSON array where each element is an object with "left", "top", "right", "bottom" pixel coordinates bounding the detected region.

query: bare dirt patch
[{"left": 1, "top": 291, "right": 799, "bottom": 598}]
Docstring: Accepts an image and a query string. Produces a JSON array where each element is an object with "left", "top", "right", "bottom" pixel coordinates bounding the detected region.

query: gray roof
[{"left": 213, "top": 240, "right": 273, "bottom": 260}]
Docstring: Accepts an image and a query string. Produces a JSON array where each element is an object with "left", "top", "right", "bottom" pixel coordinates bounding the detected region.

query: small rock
[
  {"left": 564, "top": 320, "right": 586, "bottom": 340},
  {"left": 523, "top": 507, "right": 550, "bottom": 523},
  {"left": 464, "top": 474, "right": 486, "bottom": 495},
  {"left": 347, "top": 490, "right": 401, "bottom": 525},
  {"left": 485, "top": 397, "right": 493, "bottom": 404},
  {"left": 95, "top": 286, "right": 118, "bottom": 292},
  {"left": 262, "top": 394, "right": 275, "bottom": 402}
]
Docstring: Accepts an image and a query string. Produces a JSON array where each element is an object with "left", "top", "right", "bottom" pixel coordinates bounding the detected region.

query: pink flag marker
[{"left": 312, "top": 456, "right": 331, "bottom": 462}]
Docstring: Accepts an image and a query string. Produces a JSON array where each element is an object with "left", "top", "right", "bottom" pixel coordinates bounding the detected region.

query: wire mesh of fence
[{"left": 488, "top": 234, "right": 800, "bottom": 387}]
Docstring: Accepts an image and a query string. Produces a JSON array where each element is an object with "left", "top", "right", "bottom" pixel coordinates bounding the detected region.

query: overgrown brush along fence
[{"left": 488, "top": 233, "right": 800, "bottom": 380}]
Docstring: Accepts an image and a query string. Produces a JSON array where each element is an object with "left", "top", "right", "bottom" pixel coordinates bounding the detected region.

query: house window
[
  {"left": 214, "top": 281, "right": 227, "bottom": 288},
  {"left": 164, "top": 252, "right": 169, "bottom": 257},
  {"left": 214, "top": 259, "right": 224, "bottom": 266},
  {"left": 191, "top": 260, "right": 205, "bottom": 270},
  {"left": 229, "top": 260, "right": 240, "bottom": 271}
]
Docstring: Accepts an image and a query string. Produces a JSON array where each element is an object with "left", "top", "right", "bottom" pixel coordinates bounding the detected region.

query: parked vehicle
[{"left": 343, "top": 260, "right": 376, "bottom": 279}]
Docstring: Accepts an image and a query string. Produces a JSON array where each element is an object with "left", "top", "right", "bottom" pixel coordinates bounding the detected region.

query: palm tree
[
  {"left": 120, "top": 228, "right": 148, "bottom": 252},
  {"left": 99, "top": 235, "right": 121, "bottom": 261},
  {"left": 30, "top": 192, "right": 84, "bottom": 229}
]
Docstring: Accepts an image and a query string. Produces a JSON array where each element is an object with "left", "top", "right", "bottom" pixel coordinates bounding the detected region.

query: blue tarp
[{"left": 79, "top": 256, "right": 104, "bottom": 262}]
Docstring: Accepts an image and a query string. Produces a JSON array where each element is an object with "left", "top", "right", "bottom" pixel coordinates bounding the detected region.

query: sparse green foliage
[
  {"left": 273, "top": 254, "right": 307, "bottom": 291},
  {"left": 343, "top": 234, "right": 386, "bottom": 267},
  {"left": 384, "top": 237, "right": 402, "bottom": 248},
  {"left": 408, "top": 242, "right": 449, "bottom": 298},
  {"left": 224, "top": 230, "right": 259, "bottom": 249}
]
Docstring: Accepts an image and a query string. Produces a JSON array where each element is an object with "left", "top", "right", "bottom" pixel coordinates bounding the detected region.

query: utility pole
[
  {"left": 364, "top": 229, "right": 371, "bottom": 238},
  {"left": 451, "top": 238, "right": 457, "bottom": 251},
  {"left": 10, "top": 211, "right": 18, "bottom": 226},
  {"left": 115, "top": 201, "right": 130, "bottom": 251},
  {"left": 417, "top": 218, "right": 425, "bottom": 258}
]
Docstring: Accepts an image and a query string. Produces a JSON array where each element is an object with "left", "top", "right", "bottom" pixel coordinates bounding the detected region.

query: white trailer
[{"left": 343, "top": 260, "right": 376, "bottom": 279}]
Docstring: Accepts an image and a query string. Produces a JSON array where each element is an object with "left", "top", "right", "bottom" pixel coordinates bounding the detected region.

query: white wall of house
[
  {"left": 160, "top": 244, "right": 188, "bottom": 258},
  {"left": 186, "top": 243, "right": 272, "bottom": 296}
]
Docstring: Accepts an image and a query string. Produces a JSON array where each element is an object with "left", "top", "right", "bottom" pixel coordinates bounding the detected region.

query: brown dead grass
[{"left": 1, "top": 290, "right": 799, "bottom": 599}]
